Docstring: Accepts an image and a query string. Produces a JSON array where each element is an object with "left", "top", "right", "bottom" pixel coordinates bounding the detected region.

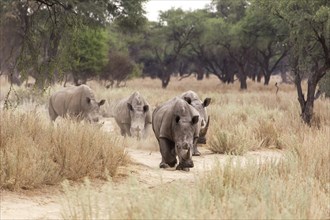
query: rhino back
[{"left": 50, "top": 85, "right": 93, "bottom": 117}]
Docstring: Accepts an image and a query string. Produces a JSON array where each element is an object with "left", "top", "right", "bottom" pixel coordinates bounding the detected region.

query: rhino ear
[
  {"left": 127, "top": 103, "right": 133, "bottom": 111},
  {"left": 99, "top": 99, "right": 105, "bottom": 106},
  {"left": 192, "top": 115, "right": 199, "bottom": 125},
  {"left": 86, "top": 97, "right": 91, "bottom": 104},
  {"left": 143, "top": 105, "right": 149, "bottom": 112},
  {"left": 175, "top": 115, "right": 180, "bottom": 124},
  {"left": 183, "top": 97, "right": 192, "bottom": 105},
  {"left": 203, "top": 98, "right": 211, "bottom": 107}
]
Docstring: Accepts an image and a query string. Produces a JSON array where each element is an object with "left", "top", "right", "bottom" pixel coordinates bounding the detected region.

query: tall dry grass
[
  {"left": 61, "top": 147, "right": 329, "bottom": 219},
  {"left": 0, "top": 110, "right": 128, "bottom": 190},
  {"left": 55, "top": 75, "right": 330, "bottom": 219},
  {"left": 0, "top": 75, "right": 329, "bottom": 219}
]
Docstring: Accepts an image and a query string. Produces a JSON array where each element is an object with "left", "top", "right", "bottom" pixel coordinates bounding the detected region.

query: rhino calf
[
  {"left": 49, "top": 85, "right": 105, "bottom": 122},
  {"left": 180, "top": 90, "right": 211, "bottom": 156},
  {"left": 152, "top": 97, "right": 200, "bottom": 171},
  {"left": 113, "top": 91, "right": 151, "bottom": 139}
]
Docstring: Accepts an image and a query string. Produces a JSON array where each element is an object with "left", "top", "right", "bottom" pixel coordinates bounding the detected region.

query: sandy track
[{"left": 1, "top": 147, "right": 283, "bottom": 219}]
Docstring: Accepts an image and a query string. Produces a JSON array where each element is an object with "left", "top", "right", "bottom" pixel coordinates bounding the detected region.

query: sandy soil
[{"left": 0, "top": 145, "right": 283, "bottom": 220}]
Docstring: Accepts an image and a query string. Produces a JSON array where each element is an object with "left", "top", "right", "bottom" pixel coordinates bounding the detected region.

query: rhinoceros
[
  {"left": 152, "top": 97, "right": 201, "bottom": 171},
  {"left": 48, "top": 85, "right": 105, "bottom": 122},
  {"left": 113, "top": 91, "right": 151, "bottom": 139},
  {"left": 180, "top": 90, "right": 211, "bottom": 156}
]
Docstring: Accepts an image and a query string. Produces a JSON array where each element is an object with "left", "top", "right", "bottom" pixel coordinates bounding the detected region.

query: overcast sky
[{"left": 144, "top": 0, "right": 212, "bottom": 21}]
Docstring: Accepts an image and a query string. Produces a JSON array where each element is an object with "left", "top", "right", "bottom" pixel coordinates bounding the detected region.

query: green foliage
[
  {"left": 213, "top": 0, "right": 248, "bottom": 23},
  {"left": 129, "top": 64, "right": 143, "bottom": 79},
  {"left": 0, "top": 0, "right": 147, "bottom": 89},
  {"left": 257, "top": 0, "right": 330, "bottom": 74},
  {"left": 70, "top": 26, "right": 110, "bottom": 76}
]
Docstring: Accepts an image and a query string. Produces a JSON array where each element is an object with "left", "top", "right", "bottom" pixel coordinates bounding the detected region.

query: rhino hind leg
[
  {"left": 159, "top": 138, "right": 177, "bottom": 168},
  {"left": 48, "top": 102, "right": 58, "bottom": 121},
  {"left": 197, "top": 136, "right": 206, "bottom": 144}
]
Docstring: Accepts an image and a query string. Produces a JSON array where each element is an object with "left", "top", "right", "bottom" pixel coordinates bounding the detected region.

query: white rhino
[
  {"left": 152, "top": 97, "right": 200, "bottom": 171},
  {"left": 48, "top": 85, "right": 105, "bottom": 122},
  {"left": 180, "top": 90, "right": 211, "bottom": 156},
  {"left": 113, "top": 91, "right": 151, "bottom": 139}
]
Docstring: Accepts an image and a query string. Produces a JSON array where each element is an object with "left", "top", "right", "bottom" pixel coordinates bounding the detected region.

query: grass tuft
[{"left": 0, "top": 110, "right": 128, "bottom": 190}]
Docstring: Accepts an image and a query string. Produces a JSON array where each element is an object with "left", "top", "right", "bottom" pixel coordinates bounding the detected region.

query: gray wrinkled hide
[
  {"left": 49, "top": 85, "right": 105, "bottom": 122},
  {"left": 180, "top": 90, "right": 211, "bottom": 155},
  {"left": 113, "top": 91, "right": 151, "bottom": 139},
  {"left": 152, "top": 97, "right": 201, "bottom": 171}
]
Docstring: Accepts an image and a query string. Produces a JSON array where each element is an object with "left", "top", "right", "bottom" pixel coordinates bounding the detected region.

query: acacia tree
[
  {"left": 242, "top": 6, "right": 289, "bottom": 85},
  {"left": 69, "top": 26, "right": 109, "bottom": 85},
  {"left": 258, "top": 0, "right": 330, "bottom": 125},
  {"left": 0, "top": 0, "right": 146, "bottom": 89},
  {"left": 139, "top": 9, "right": 198, "bottom": 88}
]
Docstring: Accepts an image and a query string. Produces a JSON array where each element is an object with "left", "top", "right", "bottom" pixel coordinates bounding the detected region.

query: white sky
[{"left": 144, "top": 0, "right": 212, "bottom": 21}]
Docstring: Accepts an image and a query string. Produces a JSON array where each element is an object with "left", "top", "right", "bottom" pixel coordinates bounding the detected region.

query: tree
[
  {"left": 257, "top": 0, "right": 330, "bottom": 125},
  {"left": 69, "top": 26, "right": 109, "bottom": 85},
  {"left": 0, "top": 0, "right": 147, "bottom": 89},
  {"left": 100, "top": 51, "right": 135, "bottom": 88},
  {"left": 137, "top": 9, "right": 199, "bottom": 88},
  {"left": 241, "top": 5, "right": 289, "bottom": 85}
]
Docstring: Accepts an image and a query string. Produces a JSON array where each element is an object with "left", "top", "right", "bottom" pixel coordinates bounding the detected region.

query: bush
[
  {"left": 0, "top": 110, "right": 128, "bottom": 190},
  {"left": 208, "top": 129, "right": 248, "bottom": 155},
  {"left": 254, "top": 119, "right": 282, "bottom": 149}
]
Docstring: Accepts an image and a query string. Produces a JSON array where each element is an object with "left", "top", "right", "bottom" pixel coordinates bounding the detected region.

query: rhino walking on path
[
  {"left": 113, "top": 91, "right": 151, "bottom": 139},
  {"left": 152, "top": 97, "right": 201, "bottom": 171},
  {"left": 180, "top": 90, "right": 211, "bottom": 156},
  {"left": 48, "top": 85, "right": 105, "bottom": 122}
]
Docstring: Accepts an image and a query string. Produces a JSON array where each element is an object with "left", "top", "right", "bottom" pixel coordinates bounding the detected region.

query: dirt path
[
  {"left": 127, "top": 147, "right": 283, "bottom": 187},
  {"left": 1, "top": 147, "right": 283, "bottom": 219}
]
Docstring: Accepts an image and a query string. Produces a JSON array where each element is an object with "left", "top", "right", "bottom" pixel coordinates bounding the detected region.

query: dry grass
[
  {"left": 0, "top": 75, "right": 329, "bottom": 218},
  {"left": 0, "top": 109, "right": 128, "bottom": 190},
  {"left": 52, "top": 75, "right": 330, "bottom": 219},
  {"left": 61, "top": 148, "right": 329, "bottom": 219}
]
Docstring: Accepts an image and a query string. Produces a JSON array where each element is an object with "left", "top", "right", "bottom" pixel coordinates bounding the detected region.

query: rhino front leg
[
  {"left": 159, "top": 138, "right": 177, "bottom": 168},
  {"left": 192, "top": 143, "right": 201, "bottom": 156},
  {"left": 193, "top": 138, "right": 201, "bottom": 156},
  {"left": 121, "top": 124, "right": 131, "bottom": 137}
]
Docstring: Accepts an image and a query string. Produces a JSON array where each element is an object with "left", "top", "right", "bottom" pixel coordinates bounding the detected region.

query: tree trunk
[
  {"left": 237, "top": 65, "right": 247, "bottom": 90},
  {"left": 257, "top": 69, "right": 263, "bottom": 82},
  {"left": 264, "top": 73, "right": 271, "bottom": 85},
  {"left": 34, "top": 75, "right": 47, "bottom": 90},
  {"left": 8, "top": 68, "right": 22, "bottom": 86},
  {"left": 251, "top": 74, "right": 256, "bottom": 81},
  {"left": 295, "top": 69, "right": 321, "bottom": 126},
  {"left": 161, "top": 74, "right": 171, "bottom": 88},
  {"left": 196, "top": 71, "right": 204, "bottom": 80},
  {"left": 240, "top": 77, "right": 247, "bottom": 90}
]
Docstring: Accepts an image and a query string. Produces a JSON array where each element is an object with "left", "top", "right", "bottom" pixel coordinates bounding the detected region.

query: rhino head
[
  {"left": 127, "top": 99, "right": 149, "bottom": 139},
  {"left": 173, "top": 114, "right": 199, "bottom": 170},
  {"left": 85, "top": 97, "right": 106, "bottom": 123},
  {"left": 183, "top": 96, "right": 211, "bottom": 144}
]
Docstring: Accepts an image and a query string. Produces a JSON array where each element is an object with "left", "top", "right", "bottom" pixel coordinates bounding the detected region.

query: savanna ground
[{"left": 0, "top": 75, "right": 329, "bottom": 219}]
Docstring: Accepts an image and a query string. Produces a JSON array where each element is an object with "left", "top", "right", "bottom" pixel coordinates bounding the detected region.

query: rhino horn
[
  {"left": 184, "top": 147, "right": 191, "bottom": 160},
  {"left": 200, "top": 116, "right": 210, "bottom": 137}
]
